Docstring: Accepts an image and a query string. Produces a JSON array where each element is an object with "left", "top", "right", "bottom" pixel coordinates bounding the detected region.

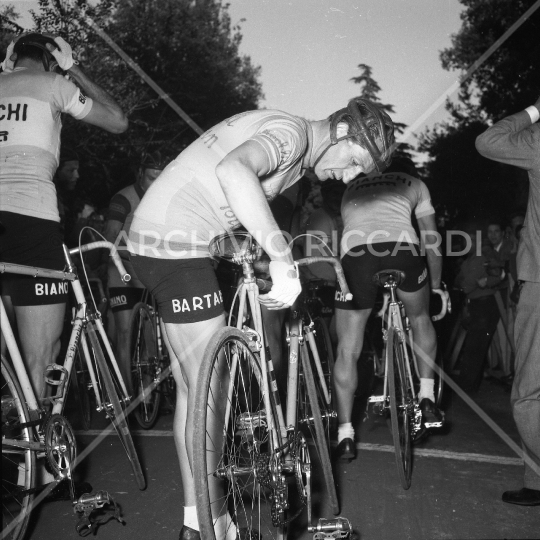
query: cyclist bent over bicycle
[{"left": 127, "top": 99, "right": 395, "bottom": 539}]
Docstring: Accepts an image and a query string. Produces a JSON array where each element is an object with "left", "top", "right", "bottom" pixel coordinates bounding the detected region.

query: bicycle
[
  {"left": 192, "top": 232, "right": 354, "bottom": 540},
  {"left": 368, "top": 269, "right": 448, "bottom": 490},
  {"left": 129, "top": 289, "right": 176, "bottom": 429},
  {"left": 1, "top": 241, "right": 146, "bottom": 540}
]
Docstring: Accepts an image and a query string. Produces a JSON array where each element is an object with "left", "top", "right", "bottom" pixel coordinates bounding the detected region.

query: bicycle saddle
[
  {"left": 372, "top": 269, "right": 406, "bottom": 288},
  {"left": 208, "top": 232, "right": 262, "bottom": 263}
]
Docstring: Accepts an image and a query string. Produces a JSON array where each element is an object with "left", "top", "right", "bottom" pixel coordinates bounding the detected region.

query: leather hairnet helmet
[
  {"left": 13, "top": 33, "right": 62, "bottom": 73},
  {"left": 313, "top": 98, "right": 395, "bottom": 173}
]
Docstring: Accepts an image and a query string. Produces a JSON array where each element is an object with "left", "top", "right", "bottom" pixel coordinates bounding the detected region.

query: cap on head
[
  {"left": 329, "top": 98, "right": 395, "bottom": 173},
  {"left": 59, "top": 147, "right": 79, "bottom": 166},
  {"left": 141, "top": 150, "right": 168, "bottom": 171},
  {"left": 13, "top": 33, "right": 62, "bottom": 73}
]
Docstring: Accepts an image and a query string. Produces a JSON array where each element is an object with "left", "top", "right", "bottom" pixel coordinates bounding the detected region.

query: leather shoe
[
  {"left": 419, "top": 398, "right": 444, "bottom": 427},
  {"left": 502, "top": 487, "right": 540, "bottom": 506},
  {"left": 179, "top": 525, "right": 200, "bottom": 540},
  {"left": 335, "top": 437, "right": 356, "bottom": 462}
]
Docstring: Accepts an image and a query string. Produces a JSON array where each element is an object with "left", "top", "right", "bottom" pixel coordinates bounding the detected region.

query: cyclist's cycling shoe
[
  {"left": 335, "top": 437, "right": 356, "bottom": 462},
  {"left": 179, "top": 525, "right": 261, "bottom": 539},
  {"left": 419, "top": 398, "right": 444, "bottom": 429}
]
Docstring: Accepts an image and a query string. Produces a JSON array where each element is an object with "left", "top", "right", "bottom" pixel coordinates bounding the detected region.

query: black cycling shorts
[
  {"left": 335, "top": 242, "right": 428, "bottom": 311},
  {"left": 109, "top": 287, "right": 145, "bottom": 313},
  {"left": 0, "top": 211, "right": 69, "bottom": 306},
  {"left": 130, "top": 254, "right": 225, "bottom": 324}
]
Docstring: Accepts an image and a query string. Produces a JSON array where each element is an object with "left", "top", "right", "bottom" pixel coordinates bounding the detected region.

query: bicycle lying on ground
[
  {"left": 129, "top": 290, "right": 177, "bottom": 429},
  {"left": 368, "top": 269, "right": 448, "bottom": 490},
  {"left": 1, "top": 242, "right": 145, "bottom": 540},
  {"left": 193, "top": 232, "right": 354, "bottom": 540}
]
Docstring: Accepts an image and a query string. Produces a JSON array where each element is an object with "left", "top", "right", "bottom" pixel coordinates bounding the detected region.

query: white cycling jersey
[
  {"left": 129, "top": 110, "right": 309, "bottom": 259},
  {"left": 0, "top": 67, "right": 92, "bottom": 222},
  {"left": 340, "top": 171, "right": 435, "bottom": 256}
]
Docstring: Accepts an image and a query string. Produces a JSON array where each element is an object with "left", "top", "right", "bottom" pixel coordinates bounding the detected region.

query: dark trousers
[{"left": 458, "top": 295, "right": 500, "bottom": 392}]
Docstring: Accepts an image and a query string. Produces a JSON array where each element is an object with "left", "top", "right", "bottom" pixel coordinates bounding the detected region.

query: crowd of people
[{"left": 1, "top": 32, "right": 539, "bottom": 540}]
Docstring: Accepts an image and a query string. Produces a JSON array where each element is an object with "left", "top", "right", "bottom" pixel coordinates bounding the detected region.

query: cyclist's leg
[
  {"left": 14, "top": 302, "right": 65, "bottom": 398},
  {"left": 397, "top": 284, "right": 436, "bottom": 379},
  {"left": 334, "top": 307, "right": 372, "bottom": 422},
  {"left": 163, "top": 315, "right": 225, "bottom": 505}
]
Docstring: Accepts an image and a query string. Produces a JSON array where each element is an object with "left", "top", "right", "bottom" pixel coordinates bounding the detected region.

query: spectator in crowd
[
  {"left": 103, "top": 151, "right": 167, "bottom": 392},
  {"left": 455, "top": 228, "right": 504, "bottom": 393},
  {"left": 476, "top": 97, "right": 540, "bottom": 506}
]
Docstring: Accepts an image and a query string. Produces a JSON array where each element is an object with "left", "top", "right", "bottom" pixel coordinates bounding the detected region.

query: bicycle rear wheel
[
  {"left": 85, "top": 324, "right": 146, "bottom": 490},
  {"left": 1, "top": 356, "right": 36, "bottom": 540},
  {"left": 387, "top": 327, "right": 412, "bottom": 490},
  {"left": 129, "top": 303, "right": 161, "bottom": 430},
  {"left": 299, "top": 343, "right": 339, "bottom": 515},
  {"left": 193, "top": 327, "right": 285, "bottom": 540}
]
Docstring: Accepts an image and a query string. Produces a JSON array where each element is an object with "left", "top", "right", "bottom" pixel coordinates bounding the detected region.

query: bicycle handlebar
[
  {"left": 68, "top": 241, "right": 131, "bottom": 283},
  {"left": 431, "top": 288, "right": 451, "bottom": 321},
  {"left": 296, "top": 256, "right": 352, "bottom": 301}
]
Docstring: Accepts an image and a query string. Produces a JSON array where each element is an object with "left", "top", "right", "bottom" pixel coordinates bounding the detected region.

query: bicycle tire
[
  {"left": 434, "top": 349, "right": 444, "bottom": 408},
  {"left": 85, "top": 324, "right": 146, "bottom": 490},
  {"left": 299, "top": 343, "right": 340, "bottom": 515},
  {"left": 1, "top": 355, "right": 36, "bottom": 540},
  {"left": 129, "top": 303, "right": 161, "bottom": 430},
  {"left": 387, "top": 327, "right": 412, "bottom": 490},
  {"left": 70, "top": 344, "right": 92, "bottom": 431},
  {"left": 193, "top": 327, "right": 286, "bottom": 540}
]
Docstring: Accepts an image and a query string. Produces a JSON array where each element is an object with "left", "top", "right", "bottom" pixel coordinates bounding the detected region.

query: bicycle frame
[{"left": 0, "top": 244, "right": 129, "bottom": 423}]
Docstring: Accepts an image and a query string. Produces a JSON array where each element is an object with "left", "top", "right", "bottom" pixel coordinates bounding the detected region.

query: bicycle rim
[
  {"left": 299, "top": 344, "right": 340, "bottom": 515},
  {"left": 193, "top": 327, "right": 286, "bottom": 540},
  {"left": 1, "top": 356, "right": 36, "bottom": 540},
  {"left": 86, "top": 325, "right": 146, "bottom": 490},
  {"left": 129, "top": 303, "right": 161, "bottom": 430},
  {"left": 387, "top": 327, "right": 412, "bottom": 490}
]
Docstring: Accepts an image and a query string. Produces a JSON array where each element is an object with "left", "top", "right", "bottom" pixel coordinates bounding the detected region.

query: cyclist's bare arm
[
  {"left": 66, "top": 64, "right": 128, "bottom": 134},
  {"left": 216, "top": 140, "right": 293, "bottom": 264},
  {"left": 418, "top": 213, "right": 442, "bottom": 289},
  {"left": 103, "top": 218, "right": 123, "bottom": 245}
]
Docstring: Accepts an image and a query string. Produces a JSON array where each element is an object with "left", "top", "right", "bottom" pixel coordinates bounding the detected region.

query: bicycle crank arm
[{"left": 311, "top": 517, "right": 353, "bottom": 538}]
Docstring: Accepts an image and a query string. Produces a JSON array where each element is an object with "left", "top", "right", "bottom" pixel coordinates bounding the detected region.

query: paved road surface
[{"left": 25, "top": 377, "right": 538, "bottom": 540}]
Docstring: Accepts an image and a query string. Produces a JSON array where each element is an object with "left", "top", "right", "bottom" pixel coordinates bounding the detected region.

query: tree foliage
[
  {"left": 419, "top": 0, "right": 537, "bottom": 224},
  {"left": 3, "top": 0, "right": 263, "bottom": 208}
]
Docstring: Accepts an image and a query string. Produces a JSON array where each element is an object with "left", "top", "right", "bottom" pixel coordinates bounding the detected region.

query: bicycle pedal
[{"left": 312, "top": 517, "right": 352, "bottom": 539}]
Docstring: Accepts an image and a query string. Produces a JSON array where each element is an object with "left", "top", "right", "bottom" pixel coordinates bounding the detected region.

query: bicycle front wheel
[
  {"left": 193, "top": 327, "right": 285, "bottom": 540},
  {"left": 387, "top": 326, "right": 413, "bottom": 490},
  {"left": 299, "top": 343, "right": 339, "bottom": 515},
  {"left": 129, "top": 303, "right": 161, "bottom": 430},
  {"left": 85, "top": 324, "right": 146, "bottom": 490},
  {"left": 1, "top": 356, "right": 36, "bottom": 540}
]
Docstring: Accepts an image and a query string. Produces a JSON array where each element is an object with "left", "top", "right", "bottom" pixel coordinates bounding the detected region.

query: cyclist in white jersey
[
  {"left": 0, "top": 33, "right": 128, "bottom": 401},
  {"left": 128, "top": 99, "right": 395, "bottom": 540},
  {"left": 333, "top": 157, "right": 448, "bottom": 462}
]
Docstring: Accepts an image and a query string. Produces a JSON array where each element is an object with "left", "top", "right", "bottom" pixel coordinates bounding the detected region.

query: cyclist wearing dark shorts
[
  {"left": 127, "top": 99, "right": 395, "bottom": 540},
  {"left": 333, "top": 157, "right": 448, "bottom": 462},
  {"left": 0, "top": 33, "right": 128, "bottom": 400},
  {"left": 104, "top": 151, "right": 167, "bottom": 391}
]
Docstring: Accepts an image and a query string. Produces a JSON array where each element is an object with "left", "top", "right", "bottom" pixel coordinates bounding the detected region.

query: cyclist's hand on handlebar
[
  {"left": 431, "top": 285, "right": 451, "bottom": 321},
  {"left": 259, "top": 261, "right": 301, "bottom": 310}
]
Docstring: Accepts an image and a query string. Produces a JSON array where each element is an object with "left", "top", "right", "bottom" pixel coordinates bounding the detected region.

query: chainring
[{"left": 44, "top": 413, "right": 77, "bottom": 479}]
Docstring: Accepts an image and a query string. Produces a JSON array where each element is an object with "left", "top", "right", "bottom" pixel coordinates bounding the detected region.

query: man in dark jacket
[{"left": 476, "top": 97, "right": 540, "bottom": 506}]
